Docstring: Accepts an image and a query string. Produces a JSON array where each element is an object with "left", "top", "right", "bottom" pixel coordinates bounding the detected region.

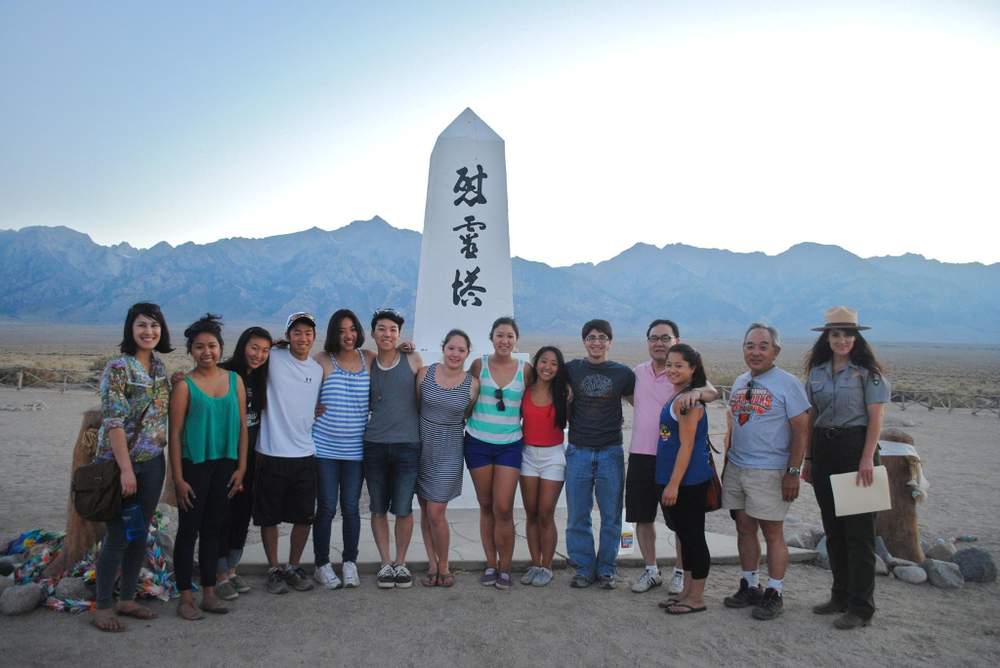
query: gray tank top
[{"left": 365, "top": 352, "right": 420, "bottom": 443}]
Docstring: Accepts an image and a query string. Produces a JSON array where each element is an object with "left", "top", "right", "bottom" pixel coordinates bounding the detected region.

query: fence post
[
  {"left": 62, "top": 375, "right": 68, "bottom": 393},
  {"left": 16, "top": 370, "right": 23, "bottom": 391}
]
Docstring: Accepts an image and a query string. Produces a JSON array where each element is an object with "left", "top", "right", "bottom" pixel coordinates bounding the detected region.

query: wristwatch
[{"left": 786, "top": 466, "right": 801, "bottom": 476}]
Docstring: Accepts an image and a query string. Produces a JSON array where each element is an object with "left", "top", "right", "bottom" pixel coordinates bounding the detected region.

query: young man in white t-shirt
[{"left": 254, "top": 312, "right": 324, "bottom": 594}]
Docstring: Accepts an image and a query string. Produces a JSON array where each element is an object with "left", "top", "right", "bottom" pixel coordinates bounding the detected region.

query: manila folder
[{"left": 831, "top": 465, "right": 892, "bottom": 517}]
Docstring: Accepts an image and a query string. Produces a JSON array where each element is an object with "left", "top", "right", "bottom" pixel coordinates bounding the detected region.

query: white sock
[
  {"left": 742, "top": 570, "right": 759, "bottom": 587},
  {"left": 768, "top": 577, "right": 783, "bottom": 594},
  {"left": 645, "top": 564, "right": 659, "bottom": 574}
]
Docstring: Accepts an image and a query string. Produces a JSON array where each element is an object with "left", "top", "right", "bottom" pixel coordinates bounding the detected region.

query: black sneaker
[
  {"left": 266, "top": 567, "right": 289, "bottom": 595},
  {"left": 833, "top": 611, "right": 871, "bottom": 630},
  {"left": 751, "top": 587, "right": 784, "bottom": 620},
  {"left": 812, "top": 598, "right": 848, "bottom": 615},
  {"left": 377, "top": 563, "right": 396, "bottom": 589},
  {"left": 723, "top": 578, "right": 763, "bottom": 608},
  {"left": 283, "top": 565, "right": 315, "bottom": 592},
  {"left": 394, "top": 563, "right": 413, "bottom": 589}
]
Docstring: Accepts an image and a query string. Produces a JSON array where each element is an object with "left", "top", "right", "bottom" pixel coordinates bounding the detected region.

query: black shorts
[
  {"left": 252, "top": 453, "right": 316, "bottom": 526},
  {"left": 625, "top": 453, "right": 671, "bottom": 527}
]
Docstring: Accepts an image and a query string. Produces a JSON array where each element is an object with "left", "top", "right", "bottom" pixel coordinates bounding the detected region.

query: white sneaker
[
  {"left": 630, "top": 569, "right": 663, "bottom": 593},
  {"left": 521, "top": 566, "right": 540, "bottom": 585},
  {"left": 668, "top": 570, "right": 685, "bottom": 595},
  {"left": 342, "top": 561, "right": 360, "bottom": 588},
  {"left": 313, "top": 562, "right": 342, "bottom": 590}
]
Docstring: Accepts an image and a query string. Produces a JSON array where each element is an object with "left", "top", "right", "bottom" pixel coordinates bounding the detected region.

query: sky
[{"left": 2, "top": 1, "right": 999, "bottom": 267}]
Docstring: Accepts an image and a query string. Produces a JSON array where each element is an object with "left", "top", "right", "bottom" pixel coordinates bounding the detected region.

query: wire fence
[
  {"left": 0, "top": 367, "right": 101, "bottom": 393},
  {"left": 716, "top": 386, "right": 999, "bottom": 418}
]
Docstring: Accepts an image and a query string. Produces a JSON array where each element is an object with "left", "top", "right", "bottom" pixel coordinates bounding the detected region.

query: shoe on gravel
[
  {"left": 215, "top": 579, "right": 239, "bottom": 600},
  {"left": 751, "top": 588, "right": 784, "bottom": 620},
  {"left": 394, "top": 564, "right": 413, "bottom": 589},
  {"left": 342, "top": 561, "right": 360, "bottom": 588},
  {"left": 377, "top": 563, "right": 396, "bottom": 589},
  {"left": 313, "top": 562, "right": 342, "bottom": 590},
  {"left": 723, "top": 578, "right": 763, "bottom": 608},
  {"left": 266, "top": 567, "right": 289, "bottom": 595},
  {"left": 284, "top": 565, "right": 315, "bottom": 592},
  {"left": 631, "top": 569, "right": 663, "bottom": 593},
  {"left": 532, "top": 568, "right": 554, "bottom": 587},
  {"left": 668, "top": 570, "right": 685, "bottom": 595}
]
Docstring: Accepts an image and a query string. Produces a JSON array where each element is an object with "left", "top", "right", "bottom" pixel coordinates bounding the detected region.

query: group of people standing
[{"left": 89, "top": 301, "right": 888, "bottom": 635}]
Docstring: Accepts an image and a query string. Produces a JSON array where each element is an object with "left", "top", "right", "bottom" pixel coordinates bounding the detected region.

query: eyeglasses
[
  {"left": 585, "top": 335, "right": 610, "bottom": 343},
  {"left": 647, "top": 335, "right": 676, "bottom": 343},
  {"left": 744, "top": 379, "right": 755, "bottom": 402},
  {"left": 494, "top": 388, "right": 506, "bottom": 412}
]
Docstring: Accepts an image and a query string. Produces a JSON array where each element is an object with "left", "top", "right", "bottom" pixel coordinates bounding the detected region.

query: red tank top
[{"left": 522, "top": 392, "right": 565, "bottom": 446}]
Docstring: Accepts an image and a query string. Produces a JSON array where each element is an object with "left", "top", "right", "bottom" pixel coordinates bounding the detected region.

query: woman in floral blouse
[{"left": 91, "top": 302, "right": 174, "bottom": 632}]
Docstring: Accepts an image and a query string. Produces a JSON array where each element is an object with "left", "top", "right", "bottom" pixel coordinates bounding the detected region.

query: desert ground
[{"left": 1, "top": 330, "right": 998, "bottom": 666}]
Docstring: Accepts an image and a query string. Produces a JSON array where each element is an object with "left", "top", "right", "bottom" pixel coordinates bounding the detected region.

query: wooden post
[
  {"left": 62, "top": 374, "right": 68, "bottom": 393},
  {"left": 16, "top": 370, "right": 23, "bottom": 391}
]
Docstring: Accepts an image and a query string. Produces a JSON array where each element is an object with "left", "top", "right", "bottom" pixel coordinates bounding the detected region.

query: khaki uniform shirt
[{"left": 806, "top": 361, "right": 890, "bottom": 428}]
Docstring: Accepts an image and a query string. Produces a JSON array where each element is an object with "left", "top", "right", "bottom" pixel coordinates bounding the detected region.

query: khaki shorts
[{"left": 721, "top": 462, "right": 790, "bottom": 522}]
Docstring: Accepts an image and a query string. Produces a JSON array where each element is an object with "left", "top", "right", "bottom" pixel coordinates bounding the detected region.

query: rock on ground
[
  {"left": 814, "top": 536, "right": 830, "bottom": 570},
  {"left": 893, "top": 565, "right": 928, "bottom": 584},
  {"left": 952, "top": 548, "right": 997, "bottom": 583},
  {"left": 874, "top": 536, "right": 893, "bottom": 564},
  {"left": 923, "top": 559, "right": 964, "bottom": 589},
  {"left": 0, "top": 583, "right": 46, "bottom": 615},
  {"left": 926, "top": 539, "right": 958, "bottom": 561},
  {"left": 0, "top": 577, "right": 14, "bottom": 594},
  {"left": 875, "top": 554, "right": 889, "bottom": 575},
  {"left": 54, "top": 576, "right": 92, "bottom": 601}
]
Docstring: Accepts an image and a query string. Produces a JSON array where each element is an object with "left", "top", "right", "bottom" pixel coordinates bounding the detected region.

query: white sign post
[{"left": 413, "top": 108, "right": 514, "bottom": 358}]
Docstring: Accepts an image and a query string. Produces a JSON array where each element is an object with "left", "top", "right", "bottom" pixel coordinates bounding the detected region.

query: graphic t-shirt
[
  {"left": 728, "top": 365, "right": 810, "bottom": 470},
  {"left": 566, "top": 359, "right": 636, "bottom": 448}
]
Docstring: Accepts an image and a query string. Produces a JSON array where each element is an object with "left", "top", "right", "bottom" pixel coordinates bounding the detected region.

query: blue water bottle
[{"left": 122, "top": 500, "right": 146, "bottom": 542}]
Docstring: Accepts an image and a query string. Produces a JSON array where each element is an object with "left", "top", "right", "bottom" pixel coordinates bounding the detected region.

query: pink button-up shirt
[{"left": 629, "top": 360, "right": 679, "bottom": 456}]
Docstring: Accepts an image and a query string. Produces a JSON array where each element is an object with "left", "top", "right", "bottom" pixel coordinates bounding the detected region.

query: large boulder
[
  {"left": 0, "top": 577, "right": 14, "bottom": 595},
  {"left": 952, "top": 548, "right": 997, "bottom": 583},
  {"left": 785, "top": 525, "right": 824, "bottom": 550},
  {"left": 893, "top": 565, "right": 927, "bottom": 584},
  {"left": 0, "top": 583, "right": 46, "bottom": 615},
  {"left": 925, "top": 539, "right": 957, "bottom": 562},
  {"left": 923, "top": 559, "right": 964, "bottom": 589},
  {"left": 875, "top": 554, "right": 889, "bottom": 575},
  {"left": 0, "top": 559, "right": 15, "bottom": 577}
]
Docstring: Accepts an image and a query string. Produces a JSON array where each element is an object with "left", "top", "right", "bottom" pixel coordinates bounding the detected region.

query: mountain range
[{"left": 1, "top": 217, "right": 997, "bottom": 343}]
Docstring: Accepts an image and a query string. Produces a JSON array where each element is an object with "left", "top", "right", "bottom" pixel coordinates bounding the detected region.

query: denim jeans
[
  {"left": 564, "top": 444, "right": 624, "bottom": 579},
  {"left": 95, "top": 454, "right": 165, "bottom": 609},
  {"left": 363, "top": 441, "right": 421, "bottom": 517},
  {"left": 314, "top": 458, "right": 365, "bottom": 565}
]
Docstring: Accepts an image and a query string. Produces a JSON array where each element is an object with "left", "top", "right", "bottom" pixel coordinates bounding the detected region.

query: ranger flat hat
[{"left": 812, "top": 306, "right": 871, "bottom": 331}]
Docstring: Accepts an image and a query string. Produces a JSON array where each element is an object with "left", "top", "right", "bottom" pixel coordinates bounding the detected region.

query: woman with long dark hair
[
  {"left": 656, "top": 343, "right": 714, "bottom": 615},
  {"left": 91, "top": 303, "right": 173, "bottom": 632},
  {"left": 214, "top": 326, "right": 273, "bottom": 598},
  {"left": 518, "top": 345, "right": 570, "bottom": 587},
  {"left": 803, "top": 307, "right": 890, "bottom": 630}
]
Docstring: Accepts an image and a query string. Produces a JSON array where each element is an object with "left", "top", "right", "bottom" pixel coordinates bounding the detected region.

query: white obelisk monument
[
  {"left": 413, "top": 108, "right": 514, "bottom": 357},
  {"left": 413, "top": 108, "right": 518, "bottom": 509}
]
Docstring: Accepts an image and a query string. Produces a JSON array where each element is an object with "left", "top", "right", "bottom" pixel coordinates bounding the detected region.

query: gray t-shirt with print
[{"left": 728, "top": 365, "right": 810, "bottom": 470}]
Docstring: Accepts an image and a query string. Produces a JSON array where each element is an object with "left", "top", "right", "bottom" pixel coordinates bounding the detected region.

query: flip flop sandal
[
  {"left": 665, "top": 603, "right": 707, "bottom": 615},
  {"left": 199, "top": 599, "right": 229, "bottom": 615},
  {"left": 90, "top": 613, "right": 125, "bottom": 632},
  {"left": 177, "top": 601, "right": 205, "bottom": 621},
  {"left": 437, "top": 572, "right": 455, "bottom": 588},
  {"left": 421, "top": 572, "right": 439, "bottom": 587},
  {"left": 116, "top": 604, "right": 158, "bottom": 620},
  {"left": 657, "top": 598, "right": 681, "bottom": 609}
]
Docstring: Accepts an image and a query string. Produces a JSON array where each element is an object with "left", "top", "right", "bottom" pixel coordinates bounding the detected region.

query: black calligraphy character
[
  {"left": 453, "top": 165, "right": 488, "bottom": 207},
  {"left": 452, "top": 215, "right": 487, "bottom": 233},
  {"left": 458, "top": 233, "right": 479, "bottom": 259},
  {"left": 451, "top": 267, "right": 487, "bottom": 307}
]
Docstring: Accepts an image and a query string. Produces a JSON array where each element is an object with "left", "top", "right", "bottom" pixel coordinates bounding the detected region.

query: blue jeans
[
  {"left": 363, "top": 441, "right": 421, "bottom": 517},
  {"left": 313, "top": 458, "right": 364, "bottom": 565},
  {"left": 95, "top": 454, "right": 165, "bottom": 609},
  {"left": 564, "top": 444, "right": 624, "bottom": 579}
]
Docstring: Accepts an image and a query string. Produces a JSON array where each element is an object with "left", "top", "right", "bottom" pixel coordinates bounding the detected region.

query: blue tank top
[
  {"left": 655, "top": 396, "right": 712, "bottom": 486},
  {"left": 312, "top": 350, "right": 369, "bottom": 460}
]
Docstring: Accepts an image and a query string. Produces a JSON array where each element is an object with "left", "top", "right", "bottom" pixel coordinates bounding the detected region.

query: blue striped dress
[
  {"left": 417, "top": 364, "right": 472, "bottom": 503},
  {"left": 312, "top": 350, "right": 369, "bottom": 461}
]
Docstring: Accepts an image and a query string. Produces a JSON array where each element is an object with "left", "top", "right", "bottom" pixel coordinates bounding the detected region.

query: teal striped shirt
[{"left": 466, "top": 355, "right": 525, "bottom": 444}]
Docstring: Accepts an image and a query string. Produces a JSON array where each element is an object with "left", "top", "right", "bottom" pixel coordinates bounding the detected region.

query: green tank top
[{"left": 182, "top": 371, "right": 240, "bottom": 463}]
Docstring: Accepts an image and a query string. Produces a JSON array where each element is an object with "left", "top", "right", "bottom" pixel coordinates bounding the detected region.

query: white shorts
[
  {"left": 520, "top": 445, "right": 566, "bottom": 482},
  {"left": 721, "top": 462, "right": 790, "bottom": 522}
]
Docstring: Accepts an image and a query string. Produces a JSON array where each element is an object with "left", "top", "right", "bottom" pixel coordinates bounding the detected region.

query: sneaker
[
  {"left": 812, "top": 599, "right": 848, "bottom": 615},
  {"left": 495, "top": 572, "right": 513, "bottom": 590},
  {"left": 284, "top": 565, "right": 315, "bottom": 592},
  {"left": 570, "top": 573, "right": 595, "bottom": 588},
  {"left": 377, "top": 563, "right": 396, "bottom": 589},
  {"left": 723, "top": 578, "right": 763, "bottom": 608},
  {"left": 313, "top": 563, "right": 342, "bottom": 590},
  {"left": 631, "top": 569, "right": 663, "bottom": 593},
  {"left": 342, "top": 561, "right": 360, "bottom": 588},
  {"left": 532, "top": 567, "right": 554, "bottom": 587},
  {"left": 215, "top": 579, "right": 239, "bottom": 601},
  {"left": 393, "top": 564, "right": 413, "bottom": 589},
  {"left": 266, "top": 567, "right": 289, "bottom": 595},
  {"left": 751, "top": 588, "right": 784, "bottom": 620},
  {"left": 833, "top": 611, "right": 871, "bottom": 630},
  {"left": 521, "top": 566, "right": 541, "bottom": 586},
  {"left": 668, "top": 570, "right": 685, "bottom": 595},
  {"left": 597, "top": 574, "right": 618, "bottom": 590},
  {"left": 230, "top": 574, "right": 251, "bottom": 594},
  {"left": 479, "top": 568, "right": 498, "bottom": 586}
]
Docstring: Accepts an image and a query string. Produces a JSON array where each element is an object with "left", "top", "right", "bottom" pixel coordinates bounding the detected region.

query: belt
[{"left": 814, "top": 425, "right": 867, "bottom": 440}]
